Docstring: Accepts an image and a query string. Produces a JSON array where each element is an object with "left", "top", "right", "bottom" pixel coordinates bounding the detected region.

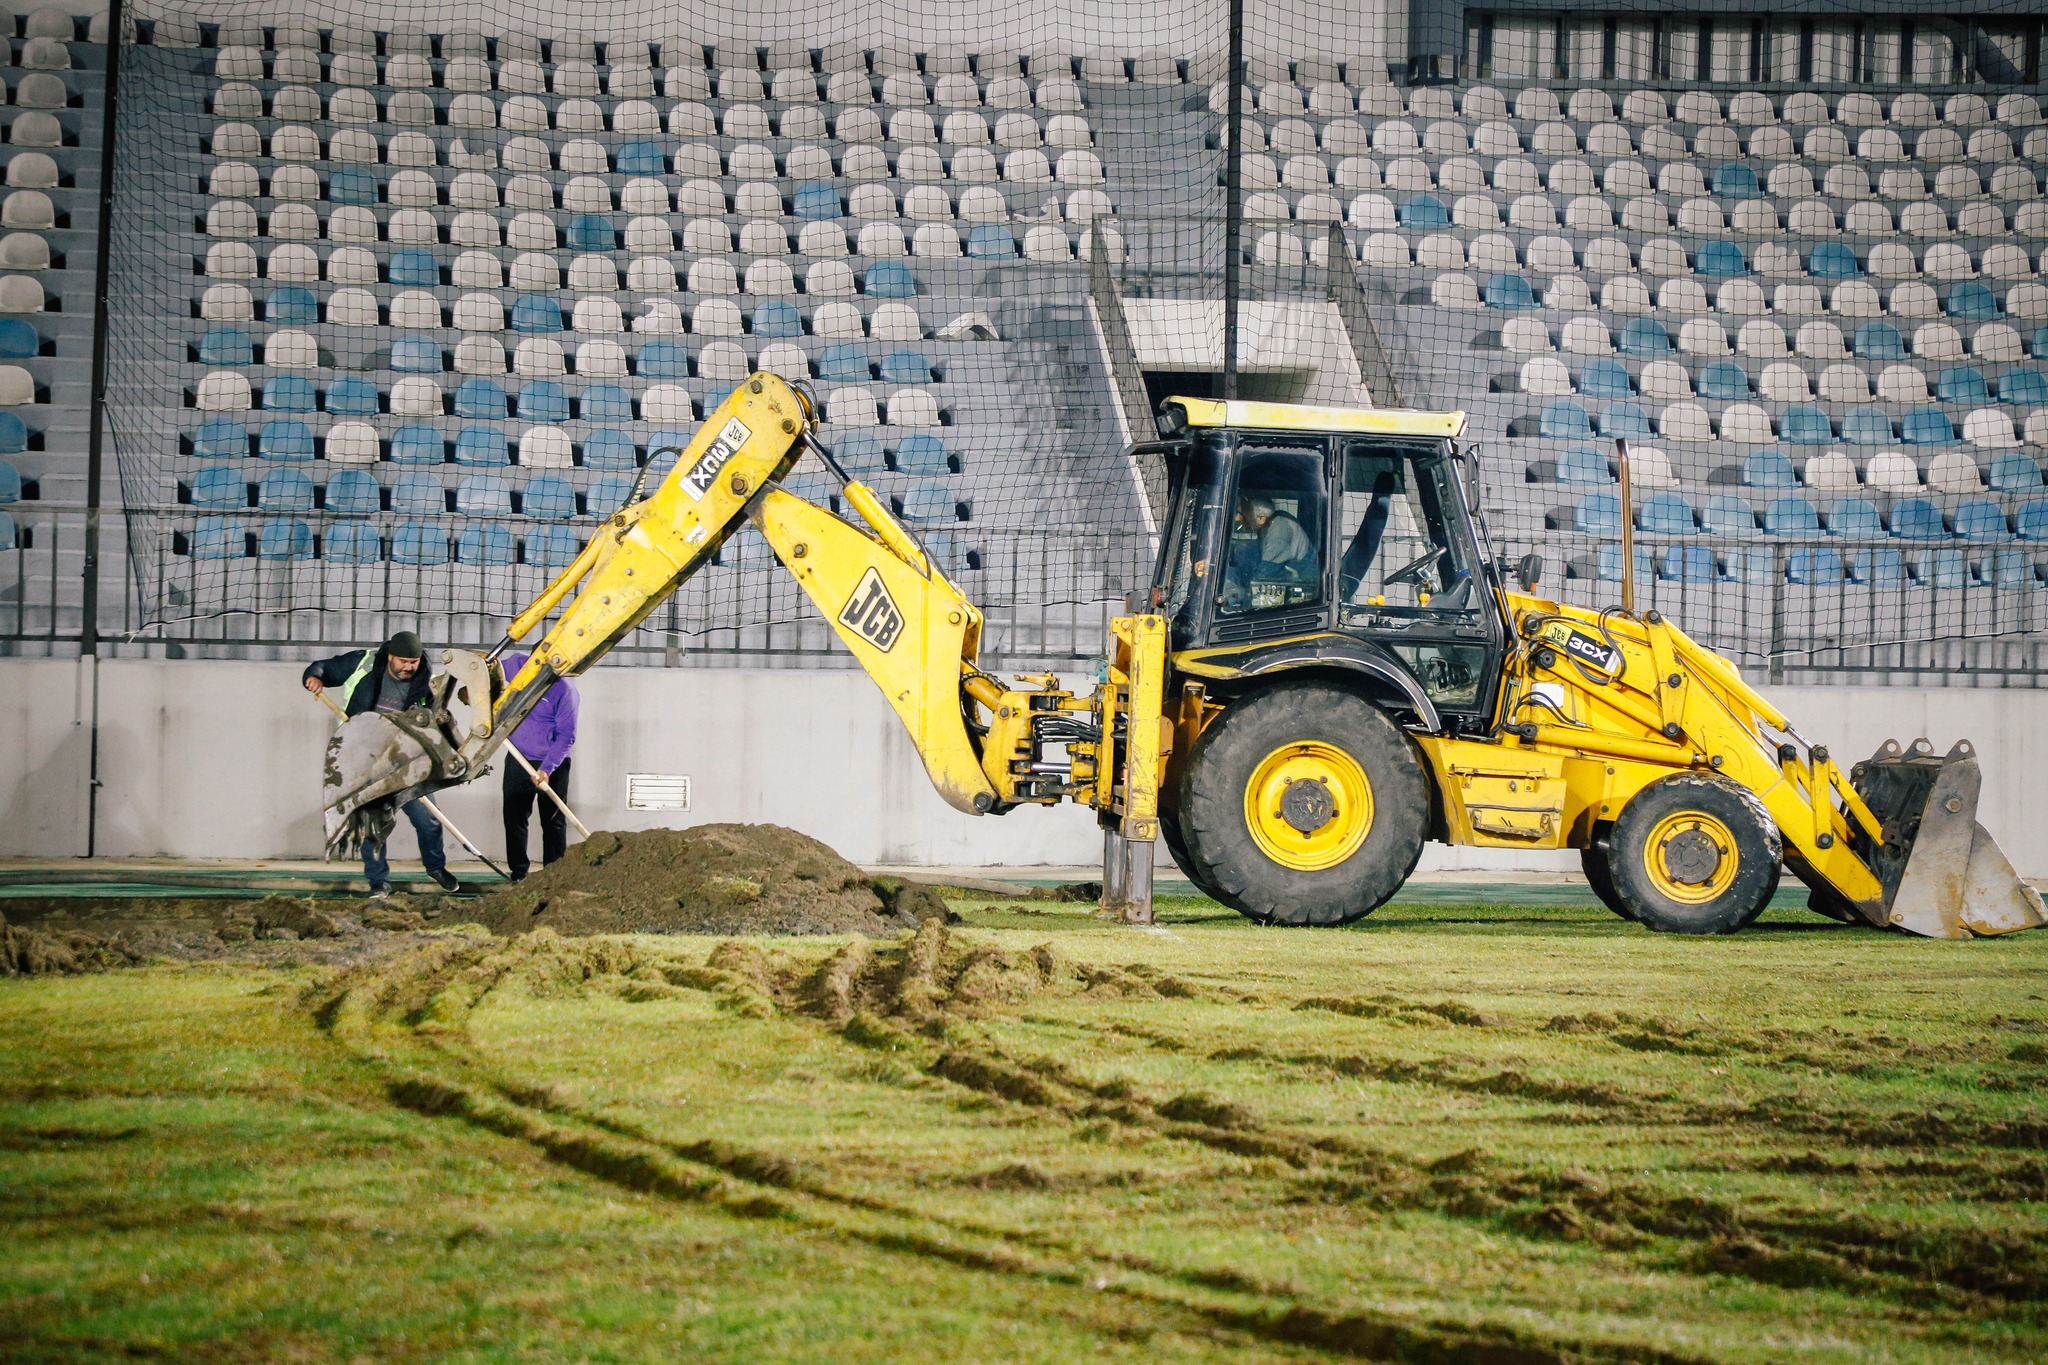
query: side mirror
[{"left": 1516, "top": 553, "right": 1543, "bottom": 591}]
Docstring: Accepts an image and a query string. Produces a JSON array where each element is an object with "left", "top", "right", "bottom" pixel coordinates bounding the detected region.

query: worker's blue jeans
[{"left": 361, "top": 798, "right": 446, "bottom": 887}]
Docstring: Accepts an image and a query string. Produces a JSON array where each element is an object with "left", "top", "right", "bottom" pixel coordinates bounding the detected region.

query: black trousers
[{"left": 502, "top": 755, "right": 572, "bottom": 878}]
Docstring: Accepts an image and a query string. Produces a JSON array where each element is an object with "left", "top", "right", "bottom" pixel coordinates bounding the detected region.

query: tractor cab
[{"left": 1145, "top": 397, "right": 1508, "bottom": 734}]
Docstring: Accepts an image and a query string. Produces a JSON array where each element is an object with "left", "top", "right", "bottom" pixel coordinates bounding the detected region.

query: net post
[
  {"left": 1615, "top": 438, "right": 1635, "bottom": 615},
  {"left": 1221, "top": 0, "right": 1244, "bottom": 401}
]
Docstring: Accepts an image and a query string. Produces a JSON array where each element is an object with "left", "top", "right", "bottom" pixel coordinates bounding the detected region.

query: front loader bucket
[
  {"left": 322, "top": 710, "right": 465, "bottom": 858},
  {"left": 1850, "top": 738, "right": 2046, "bottom": 939}
]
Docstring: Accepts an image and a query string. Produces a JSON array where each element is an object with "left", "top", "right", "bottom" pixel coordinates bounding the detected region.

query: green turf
[{"left": 2, "top": 895, "right": 2044, "bottom": 1363}]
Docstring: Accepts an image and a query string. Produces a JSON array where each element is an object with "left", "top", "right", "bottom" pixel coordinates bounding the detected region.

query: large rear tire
[
  {"left": 1160, "top": 789, "right": 1245, "bottom": 910},
  {"left": 1580, "top": 832, "right": 1635, "bottom": 921},
  {"left": 1608, "top": 774, "right": 1781, "bottom": 935},
  {"left": 1176, "top": 684, "right": 1428, "bottom": 926}
]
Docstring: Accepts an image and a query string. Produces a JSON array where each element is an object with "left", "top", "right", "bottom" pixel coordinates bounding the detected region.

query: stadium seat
[
  {"left": 1889, "top": 498, "right": 1946, "bottom": 540},
  {"left": 1827, "top": 498, "right": 1885, "bottom": 538}
]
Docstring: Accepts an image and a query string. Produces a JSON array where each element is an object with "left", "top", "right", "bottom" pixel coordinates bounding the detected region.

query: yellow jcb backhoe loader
[{"left": 322, "top": 375, "right": 2043, "bottom": 939}]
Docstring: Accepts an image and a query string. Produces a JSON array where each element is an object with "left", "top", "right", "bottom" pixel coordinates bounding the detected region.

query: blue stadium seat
[
  {"left": 966, "top": 224, "right": 1017, "bottom": 259},
  {"left": 1711, "top": 164, "right": 1762, "bottom": 199},
  {"left": 2018, "top": 501, "right": 2048, "bottom": 540},
  {"left": 457, "top": 523, "right": 516, "bottom": 565},
  {"left": 1827, "top": 498, "right": 1884, "bottom": 538},
  {"left": 894, "top": 434, "right": 951, "bottom": 475},
  {"left": 1700, "top": 494, "right": 1756, "bottom": 536},
  {"left": 265, "top": 286, "right": 318, "bottom": 325},
  {"left": 390, "top": 426, "right": 443, "bottom": 464},
  {"left": 1617, "top": 318, "right": 1673, "bottom": 357},
  {"left": 521, "top": 475, "right": 578, "bottom": 519},
  {"left": 526, "top": 525, "right": 582, "bottom": 567},
  {"left": 1946, "top": 283, "right": 1999, "bottom": 322},
  {"left": 635, "top": 339, "right": 688, "bottom": 379},
  {"left": 258, "top": 418, "right": 314, "bottom": 461},
  {"left": 193, "top": 418, "right": 247, "bottom": 459},
  {"left": 1698, "top": 361, "right": 1750, "bottom": 400},
  {"left": 616, "top": 141, "right": 665, "bottom": 175},
  {"left": 1539, "top": 401, "right": 1593, "bottom": 439},
  {"left": 644, "top": 431, "right": 692, "bottom": 474},
  {"left": 1780, "top": 406, "right": 1833, "bottom": 445},
  {"left": 257, "top": 518, "right": 313, "bottom": 560},
  {"left": 391, "top": 523, "right": 449, "bottom": 565},
  {"left": 1900, "top": 408, "right": 1955, "bottom": 446},
  {"left": 391, "top": 471, "right": 446, "bottom": 514},
  {"left": 1917, "top": 548, "right": 1970, "bottom": 587},
  {"left": 0, "top": 459, "right": 18, "bottom": 502},
  {"left": 1398, "top": 194, "right": 1450, "bottom": 228},
  {"left": 1787, "top": 547, "right": 1845, "bottom": 584},
  {"left": 455, "top": 473, "right": 511, "bottom": 516},
  {"left": 818, "top": 344, "right": 870, "bottom": 382},
  {"left": 324, "top": 468, "right": 379, "bottom": 514},
  {"left": 1742, "top": 449, "right": 1797, "bottom": 487},
  {"left": 1953, "top": 498, "right": 2009, "bottom": 541},
  {"left": 1852, "top": 323, "right": 1905, "bottom": 360},
  {"left": 1985, "top": 549, "right": 2035, "bottom": 590},
  {"left": 1889, "top": 498, "right": 1946, "bottom": 540},
  {"left": 1808, "top": 242, "right": 1860, "bottom": 279},
  {"left": 580, "top": 384, "right": 633, "bottom": 421},
  {"left": 454, "top": 378, "right": 507, "bottom": 418},
  {"left": 0, "top": 413, "right": 24, "bottom": 455},
  {"left": 896, "top": 479, "right": 958, "bottom": 522},
  {"left": 510, "top": 296, "right": 563, "bottom": 332},
  {"left": 1764, "top": 495, "right": 1820, "bottom": 536},
  {"left": 880, "top": 349, "right": 933, "bottom": 384},
  {"left": 583, "top": 429, "right": 638, "bottom": 470},
  {"left": 0, "top": 318, "right": 38, "bottom": 357},
  {"left": 751, "top": 300, "right": 804, "bottom": 337},
  {"left": 520, "top": 378, "right": 569, "bottom": 421},
  {"left": 262, "top": 375, "right": 316, "bottom": 412},
  {"left": 1637, "top": 490, "right": 1695, "bottom": 533},
  {"left": 388, "top": 248, "right": 440, "bottom": 287},
  {"left": 1554, "top": 445, "right": 1610, "bottom": 484},
  {"left": 198, "top": 326, "right": 253, "bottom": 365},
  {"left": 1598, "top": 401, "right": 1652, "bottom": 438},
  {"left": 589, "top": 474, "right": 637, "bottom": 514},
  {"left": 257, "top": 467, "right": 314, "bottom": 511},
  {"left": 189, "top": 465, "right": 245, "bottom": 508},
  {"left": 1694, "top": 241, "right": 1745, "bottom": 276},
  {"left": 1659, "top": 545, "right": 1716, "bottom": 581},
  {"left": 1841, "top": 407, "right": 1893, "bottom": 446},
  {"left": 324, "top": 375, "right": 380, "bottom": 416},
  {"left": 2000, "top": 370, "right": 2048, "bottom": 406},
  {"left": 1850, "top": 547, "right": 1906, "bottom": 584},
  {"left": 1937, "top": 367, "right": 1989, "bottom": 405},
  {"left": 328, "top": 167, "right": 378, "bottom": 205},
  {"left": 1989, "top": 454, "right": 2044, "bottom": 493},
  {"left": 2034, "top": 326, "right": 2048, "bottom": 359},
  {"left": 832, "top": 430, "right": 887, "bottom": 476},
  {"left": 391, "top": 335, "right": 442, "bottom": 373},
  {"left": 325, "top": 522, "right": 381, "bottom": 563},
  {"left": 190, "top": 516, "right": 246, "bottom": 558},
  {"left": 453, "top": 427, "right": 507, "bottom": 466},
  {"left": 863, "top": 263, "right": 919, "bottom": 297},
  {"left": 1576, "top": 358, "right": 1631, "bottom": 398},
  {"left": 1484, "top": 273, "right": 1536, "bottom": 309},
  {"left": 793, "top": 182, "right": 841, "bottom": 219},
  {"left": 1595, "top": 544, "right": 1656, "bottom": 581},
  {"left": 567, "top": 215, "right": 616, "bottom": 252}
]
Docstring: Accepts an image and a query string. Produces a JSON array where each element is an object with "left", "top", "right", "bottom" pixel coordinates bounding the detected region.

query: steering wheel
[{"left": 1383, "top": 546, "right": 1448, "bottom": 593}]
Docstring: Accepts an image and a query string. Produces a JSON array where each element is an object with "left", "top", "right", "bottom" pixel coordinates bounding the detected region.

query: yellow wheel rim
[
  {"left": 1640, "top": 811, "right": 1739, "bottom": 903},
  {"left": 1243, "top": 741, "right": 1373, "bottom": 872}
]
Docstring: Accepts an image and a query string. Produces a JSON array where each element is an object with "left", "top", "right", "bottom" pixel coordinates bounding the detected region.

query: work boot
[
  {"left": 428, "top": 867, "right": 464, "bottom": 894},
  {"left": 367, "top": 882, "right": 393, "bottom": 899}
]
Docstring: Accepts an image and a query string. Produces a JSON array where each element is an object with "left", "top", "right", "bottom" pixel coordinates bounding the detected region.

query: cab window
[
  {"left": 1335, "top": 443, "right": 1478, "bottom": 617},
  {"left": 1220, "top": 449, "right": 1325, "bottom": 618}
]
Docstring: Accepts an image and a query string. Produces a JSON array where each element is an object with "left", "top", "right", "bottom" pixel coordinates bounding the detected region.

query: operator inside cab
[{"left": 1224, "top": 489, "right": 1320, "bottom": 612}]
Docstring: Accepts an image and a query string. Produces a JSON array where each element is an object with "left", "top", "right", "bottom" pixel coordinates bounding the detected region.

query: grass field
[{"left": 3, "top": 892, "right": 2046, "bottom": 1363}]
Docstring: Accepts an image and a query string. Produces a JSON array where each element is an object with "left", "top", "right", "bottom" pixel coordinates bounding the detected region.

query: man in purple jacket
[{"left": 499, "top": 652, "right": 580, "bottom": 881}]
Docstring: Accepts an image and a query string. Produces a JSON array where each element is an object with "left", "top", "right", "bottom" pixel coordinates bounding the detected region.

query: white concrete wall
[{"left": 3, "top": 659, "right": 2044, "bottom": 875}]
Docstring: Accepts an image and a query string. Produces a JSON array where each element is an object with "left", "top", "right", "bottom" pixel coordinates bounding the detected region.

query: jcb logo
[{"left": 839, "top": 568, "right": 905, "bottom": 651}]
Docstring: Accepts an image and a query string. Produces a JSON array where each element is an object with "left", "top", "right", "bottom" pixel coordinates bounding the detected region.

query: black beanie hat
[{"left": 386, "top": 630, "right": 424, "bottom": 659}]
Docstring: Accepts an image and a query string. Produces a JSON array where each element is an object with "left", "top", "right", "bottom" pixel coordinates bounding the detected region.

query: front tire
[
  {"left": 1177, "top": 684, "right": 1428, "bottom": 926},
  {"left": 1608, "top": 775, "right": 1781, "bottom": 935},
  {"left": 1580, "top": 831, "right": 1635, "bottom": 921}
]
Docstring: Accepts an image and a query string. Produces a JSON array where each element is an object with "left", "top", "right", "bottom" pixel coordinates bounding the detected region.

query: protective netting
[{"left": 79, "top": 1, "right": 2048, "bottom": 677}]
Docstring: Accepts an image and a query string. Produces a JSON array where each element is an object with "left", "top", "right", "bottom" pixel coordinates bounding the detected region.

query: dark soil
[
  {"left": 0, "top": 894, "right": 454, "bottom": 972},
  {"left": 455, "top": 825, "right": 954, "bottom": 939}
]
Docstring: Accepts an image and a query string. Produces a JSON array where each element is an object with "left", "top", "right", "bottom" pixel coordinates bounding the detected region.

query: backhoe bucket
[
  {"left": 1850, "top": 738, "right": 2046, "bottom": 939},
  {"left": 321, "top": 655, "right": 491, "bottom": 858}
]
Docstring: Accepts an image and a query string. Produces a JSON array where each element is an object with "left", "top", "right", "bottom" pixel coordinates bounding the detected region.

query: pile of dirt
[
  {"left": 0, "top": 907, "right": 147, "bottom": 977},
  {"left": 457, "top": 825, "right": 955, "bottom": 939}
]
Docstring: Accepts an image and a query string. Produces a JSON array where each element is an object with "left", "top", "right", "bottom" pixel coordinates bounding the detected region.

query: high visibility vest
[{"left": 337, "top": 651, "right": 378, "bottom": 712}]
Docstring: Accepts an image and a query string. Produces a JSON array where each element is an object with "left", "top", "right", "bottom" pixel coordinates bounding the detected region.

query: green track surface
[{"left": 3, "top": 893, "right": 2044, "bottom": 1363}]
